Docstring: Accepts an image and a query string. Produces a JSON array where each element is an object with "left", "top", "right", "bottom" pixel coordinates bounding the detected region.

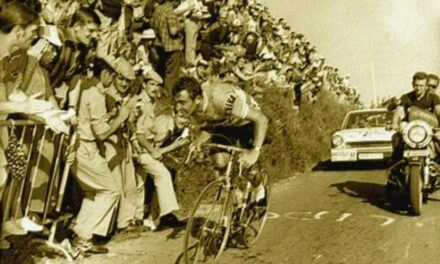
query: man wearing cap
[
  {"left": 97, "top": 57, "right": 146, "bottom": 231},
  {"left": 133, "top": 70, "right": 186, "bottom": 229},
  {"left": 187, "top": 58, "right": 209, "bottom": 84},
  {"left": 71, "top": 58, "right": 134, "bottom": 254}
]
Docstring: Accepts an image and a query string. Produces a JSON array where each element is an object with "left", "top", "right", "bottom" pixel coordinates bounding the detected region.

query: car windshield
[{"left": 343, "top": 111, "right": 393, "bottom": 129}]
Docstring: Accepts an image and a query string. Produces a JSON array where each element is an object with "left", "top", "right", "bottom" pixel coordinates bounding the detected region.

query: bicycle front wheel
[{"left": 183, "top": 179, "right": 232, "bottom": 264}]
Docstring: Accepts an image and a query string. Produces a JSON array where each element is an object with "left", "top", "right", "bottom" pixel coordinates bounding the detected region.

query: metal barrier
[{"left": 0, "top": 119, "right": 75, "bottom": 261}]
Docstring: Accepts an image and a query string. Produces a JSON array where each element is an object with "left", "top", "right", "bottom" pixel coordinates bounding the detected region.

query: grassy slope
[{"left": 259, "top": 86, "right": 350, "bottom": 182}]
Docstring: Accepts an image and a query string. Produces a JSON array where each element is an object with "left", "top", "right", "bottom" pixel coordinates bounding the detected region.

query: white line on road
[
  {"left": 336, "top": 213, "right": 352, "bottom": 222},
  {"left": 284, "top": 212, "right": 313, "bottom": 220},
  {"left": 369, "top": 215, "right": 395, "bottom": 226},
  {"left": 267, "top": 212, "right": 281, "bottom": 219},
  {"left": 404, "top": 242, "right": 411, "bottom": 258},
  {"left": 314, "top": 211, "right": 330, "bottom": 220}
]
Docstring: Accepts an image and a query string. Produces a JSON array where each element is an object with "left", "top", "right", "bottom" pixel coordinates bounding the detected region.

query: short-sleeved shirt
[
  {"left": 135, "top": 90, "right": 157, "bottom": 141},
  {"left": 23, "top": 57, "right": 53, "bottom": 100},
  {"left": 153, "top": 114, "right": 175, "bottom": 146},
  {"left": 196, "top": 82, "right": 261, "bottom": 127},
  {"left": 399, "top": 91, "right": 440, "bottom": 112},
  {"left": 77, "top": 83, "right": 111, "bottom": 141}
]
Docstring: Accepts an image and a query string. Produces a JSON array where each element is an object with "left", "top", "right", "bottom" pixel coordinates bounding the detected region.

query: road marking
[
  {"left": 369, "top": 215, "right": 395, "bottom": 226},
  {"left": 267, "top": 212, "right": 280, "bottom": 219},
  {"left": 284, "top": 212, "right": 313, "bottom": 220},
  {"left": 313, "top": 254, "right": 322, "bottom": 260},
  {"left": 404, "top": 242, "right": 411, "bottom": 258},
  {"left": 269, "top": 211, "right": 402, "bottom": 227},
  {"left": 314, "top": 211, "right": 329, "bottom": 220},
  {"left": 336, "top": 213, "right": 352, "bottom": 222}
]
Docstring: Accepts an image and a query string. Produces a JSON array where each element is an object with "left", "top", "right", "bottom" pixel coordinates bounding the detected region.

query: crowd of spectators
[{"left": 0, "top": 0, "right": 360, "bottom": 257}]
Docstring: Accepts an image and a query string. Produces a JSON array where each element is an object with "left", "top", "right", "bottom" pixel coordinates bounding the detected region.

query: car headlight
[
  {"left": 402, "top": 120, "right": 432, "bottom": 148},
  {"left": 332, "top": 135, "right": 344, "bottom": 147}
]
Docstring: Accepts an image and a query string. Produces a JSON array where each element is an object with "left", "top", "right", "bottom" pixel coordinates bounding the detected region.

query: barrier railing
[{"left": 0, "top": 119, "right": 75, "bottom": 261}]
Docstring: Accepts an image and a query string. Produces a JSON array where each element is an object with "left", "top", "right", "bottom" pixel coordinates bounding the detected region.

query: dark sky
[{"left": 261, "top": 0, "right": 440, "bottom": 104}]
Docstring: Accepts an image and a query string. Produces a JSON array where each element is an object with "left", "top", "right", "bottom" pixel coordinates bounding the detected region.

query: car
[{"left": 331, "top": 108, "right": 397, "bottom": 162}]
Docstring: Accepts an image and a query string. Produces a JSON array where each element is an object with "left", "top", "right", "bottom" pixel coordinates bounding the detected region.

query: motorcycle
[{"left": 386, "top": 119, "right": 440, "bottom": 215}]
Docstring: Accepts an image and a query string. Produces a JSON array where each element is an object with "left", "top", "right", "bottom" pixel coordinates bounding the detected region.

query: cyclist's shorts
[{"left": 208, "top": 123, "right": 254, "bottom": 149}]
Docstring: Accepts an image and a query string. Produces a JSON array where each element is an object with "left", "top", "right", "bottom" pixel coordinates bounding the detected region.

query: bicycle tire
[
  {"left": 183, "top": 179, "right": 232, "bottom": 264},
  {"left": 242, "top": 169, "right": 271, "bottom": 246}
]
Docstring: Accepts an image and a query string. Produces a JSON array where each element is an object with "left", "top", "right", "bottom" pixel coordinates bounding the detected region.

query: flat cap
[{"left": 144, "top": 69, "right": 163, "bottom": 84}]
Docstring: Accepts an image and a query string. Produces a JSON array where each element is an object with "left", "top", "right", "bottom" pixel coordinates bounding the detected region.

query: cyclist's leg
[{"left": 210, "top": 124, "right": 266, "bottom": 201}]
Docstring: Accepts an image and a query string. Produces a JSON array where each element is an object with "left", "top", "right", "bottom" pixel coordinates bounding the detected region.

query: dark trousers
[
  {"left": 293, "top": 83, "right": 302, "bottom": 107},
  {"left": 164, "top": 50, "right": 183, "bottom": 96}
]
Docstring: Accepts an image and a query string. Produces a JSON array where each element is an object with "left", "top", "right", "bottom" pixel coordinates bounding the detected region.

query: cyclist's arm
[{"left": 243, "top": 107, "right": 268, "bottom": 151}]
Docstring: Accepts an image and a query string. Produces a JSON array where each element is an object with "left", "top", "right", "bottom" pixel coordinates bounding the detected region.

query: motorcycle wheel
[{"left": 409, "top": 165, "right": 422, "bottom": 215}]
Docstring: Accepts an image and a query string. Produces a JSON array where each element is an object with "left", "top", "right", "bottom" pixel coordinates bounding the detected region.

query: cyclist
[{"left": 172, "top": 76, "right": 269, "bottom": 203}]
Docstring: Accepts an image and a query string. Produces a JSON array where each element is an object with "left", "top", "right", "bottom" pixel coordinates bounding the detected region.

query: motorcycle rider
[
  {"left": 392, "top": 71, "right": 440, "bottom": 130},
  {"left": 391, "top": 71, "right": 440, "bottom": 161}
]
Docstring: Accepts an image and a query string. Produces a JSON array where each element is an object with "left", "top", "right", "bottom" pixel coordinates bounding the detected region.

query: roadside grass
[{"left": 258, "top": 86, "right": 350, "bottom": 183}]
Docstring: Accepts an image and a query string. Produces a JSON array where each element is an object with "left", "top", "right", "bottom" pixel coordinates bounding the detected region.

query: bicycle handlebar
[
  {"left": 184, "top": 143, "right": 247, "bottom": 164},
  {"left": 202, "top": 143, "right": 246, "bottom": 153}
]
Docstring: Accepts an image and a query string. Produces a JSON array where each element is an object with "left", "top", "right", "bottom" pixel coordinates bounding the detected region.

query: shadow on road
[
  {"left": 330, "top": 180, "right": 410, "bottom": 215},
  {"left": 313, "top": 160, "right": 390, "bottom": 171}
]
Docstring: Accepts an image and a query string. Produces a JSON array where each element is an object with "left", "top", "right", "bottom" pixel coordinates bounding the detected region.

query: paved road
[
  {"left": 221, "top": 163, "right": 440, "bottom": 264},
  {"left": 26, "top": 163, "right": 440, "bottom": 264}
]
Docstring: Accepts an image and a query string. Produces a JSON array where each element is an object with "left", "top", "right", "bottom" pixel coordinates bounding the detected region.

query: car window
[{"left": 343, "top": 111, "right": 393, "bottom": 129}]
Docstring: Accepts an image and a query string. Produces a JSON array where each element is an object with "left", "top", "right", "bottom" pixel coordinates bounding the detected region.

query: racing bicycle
[{"left": 182, "top": 143, "right": 271, "bottom": 263}]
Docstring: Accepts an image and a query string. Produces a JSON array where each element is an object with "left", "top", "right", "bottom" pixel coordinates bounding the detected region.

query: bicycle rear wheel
[
  {"left": 242, "top": 169, "right": 271, "bottom": 246},
  {"left": 183, "top": 179, "right": 232, "bottom": 264}
]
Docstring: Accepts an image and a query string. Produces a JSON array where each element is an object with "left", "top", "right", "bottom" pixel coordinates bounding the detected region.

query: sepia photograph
[{"left": 0, "top": 0, "right": 439, "bottom": 263}]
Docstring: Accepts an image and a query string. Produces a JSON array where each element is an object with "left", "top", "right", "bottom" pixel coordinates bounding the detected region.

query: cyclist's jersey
[{"left": 196, "top": 82, "right": 261, "bottom": 127}]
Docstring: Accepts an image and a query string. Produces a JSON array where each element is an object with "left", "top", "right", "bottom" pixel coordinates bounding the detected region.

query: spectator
[
  {"left": 133, "top": 70, "right": 186, "bottom": 230},
  {"left": 50, "top": 7, "right": 100, "bottom": 108},
  {"left": 186, "top": 57, "right": 210, "bottom": 83},
  {"left": 93, "top": 57, "right": 144, "bottom": 232},
  {"left": 0, "top": 1, "right": 53, "bottom": 249},
  {"left": 284, "top": 67, "right": 304, "bottom": 110},
  {"left": 151, "top": 0, "right": 186, "bottom": 95},
  {"left": 241, "top": 31, "right": 262, "bottom": 60},
  {"left": 179, "top": 1, "right": 205, "bottom": 67},
  {"left": 199, "top": 11, "right": 230, "bottom": 60},
  {"left": 71, "top": 57, "right": 134, "bottom": 254}
]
